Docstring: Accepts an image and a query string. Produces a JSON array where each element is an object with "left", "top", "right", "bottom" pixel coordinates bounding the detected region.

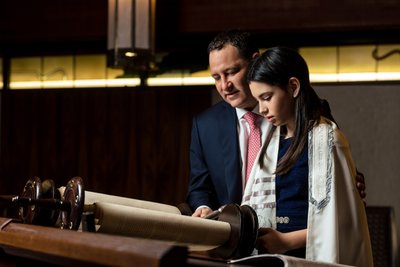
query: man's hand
[{"left": 192, "top": 207, "right": 213, "bottom": 218}]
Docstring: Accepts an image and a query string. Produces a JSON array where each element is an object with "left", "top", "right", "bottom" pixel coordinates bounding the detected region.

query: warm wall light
[
  {"left": 107, "top": 0, "right": 156, "bottom": 71},
  {"left": 10, "top": 79, "right": 141, "bottom": 89},
  {"left": 8, "top": 72, "right": 400, "bottom": 89},
  {"left": 6, "top": 44, "right": 400, "bottom": 89},
  {"left": 310, "top": 72, "right": 400, "bottom": 82},
  {"left": 300, "top": 45, "right": 400, "bottom": 83}
]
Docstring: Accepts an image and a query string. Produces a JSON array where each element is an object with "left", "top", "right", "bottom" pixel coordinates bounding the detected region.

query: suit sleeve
[{"left": 186, "top": 116, "right": 217, "bottom": 211}]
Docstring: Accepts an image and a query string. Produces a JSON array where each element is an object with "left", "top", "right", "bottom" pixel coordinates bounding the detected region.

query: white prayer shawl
[{"left": 242, "top": 119, "right": 374, "bottom": 267}]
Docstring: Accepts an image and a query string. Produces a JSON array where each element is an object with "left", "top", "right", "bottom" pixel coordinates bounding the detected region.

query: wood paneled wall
[{"left": 0, "top": 87, "right": 211, "bottom": 207}]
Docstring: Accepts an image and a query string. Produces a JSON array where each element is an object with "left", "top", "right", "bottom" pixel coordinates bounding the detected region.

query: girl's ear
[
  {"left": 289, "top": 77, "right": 300, "bottom": 98},
  {"left": 251, "top": 51, "right": 260, "bottom": 60}
]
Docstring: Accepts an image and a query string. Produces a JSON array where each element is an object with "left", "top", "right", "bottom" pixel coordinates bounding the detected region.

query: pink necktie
[{"left": 244, "top": 112, "right": 261, "bottom": 184}]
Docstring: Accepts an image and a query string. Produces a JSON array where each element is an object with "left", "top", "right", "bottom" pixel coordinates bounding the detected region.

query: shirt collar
[{"left": 235, "top": 106, "right": 261, "bottom": 120}]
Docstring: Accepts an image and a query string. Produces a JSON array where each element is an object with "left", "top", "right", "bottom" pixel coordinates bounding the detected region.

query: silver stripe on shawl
[
  {"left": 241, "top": 127, "right": 280, "bottom": 229},
  {"left": 308, "top": 122, "right": 333, "bottom": 211},
  {"left": 255, "top": 177, "right": 273, "bottom": 183}
]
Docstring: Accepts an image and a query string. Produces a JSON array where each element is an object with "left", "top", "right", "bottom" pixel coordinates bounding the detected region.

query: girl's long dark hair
[{"left": 247, "top": 47, "right": 323, "bottom": 175}]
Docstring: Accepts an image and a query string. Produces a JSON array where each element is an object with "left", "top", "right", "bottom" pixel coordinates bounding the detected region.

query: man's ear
[{"left": 289, "top": 77, "right": 300, "bottom": 98}]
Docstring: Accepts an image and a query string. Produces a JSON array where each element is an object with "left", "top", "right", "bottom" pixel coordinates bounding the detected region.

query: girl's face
[{"left": 249, "top": 79, "right": 299, "bottom": 136}]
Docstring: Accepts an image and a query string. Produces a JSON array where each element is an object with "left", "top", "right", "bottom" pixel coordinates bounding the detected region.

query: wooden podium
[
  {"left": 0, "top": 217, "right": 187, "bottom": 267},
  {"left": 0, "top": 217, "right": 354, "bottom": 267}
]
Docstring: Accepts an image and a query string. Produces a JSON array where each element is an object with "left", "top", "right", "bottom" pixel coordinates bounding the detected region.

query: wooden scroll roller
[
  {"left": 0, "top": 176, "right": 84, "bottom": 230},
  {"left": 208, "top": 204, "right": 259, "bottom": 259}
]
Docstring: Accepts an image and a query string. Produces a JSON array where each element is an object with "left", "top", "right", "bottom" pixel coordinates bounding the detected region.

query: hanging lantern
[{"left": 107, "top": 0, "right": 156, "bottom": 75}]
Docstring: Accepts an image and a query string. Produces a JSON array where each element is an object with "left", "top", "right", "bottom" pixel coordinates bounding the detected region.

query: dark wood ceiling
[
  {"left": 0, "top": 0, "right": 107, "bottom": 56},
  {"left": 1, "top": 0, "right": 400, "bottom": 70}
]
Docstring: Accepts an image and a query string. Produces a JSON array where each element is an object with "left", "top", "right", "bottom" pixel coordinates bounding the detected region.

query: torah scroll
[
  {"left": 83, "top": 190, "right": 182, "bottom": 215},
  {"left": 59, "top": 188, "right": 256, "bottom": 258},
  {"left": 77, "top": 190, "right": 231, "bottom": 251},
  {"left": 93, "top": 202, "right": 231, "bottom": 251}
]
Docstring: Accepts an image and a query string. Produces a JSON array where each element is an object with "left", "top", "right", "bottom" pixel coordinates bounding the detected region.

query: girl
[{"left": 242, "top": 46, "right": 373, "bottom": 267}]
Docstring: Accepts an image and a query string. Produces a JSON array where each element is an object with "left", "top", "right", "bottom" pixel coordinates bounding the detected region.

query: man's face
[{"left": 209, "top": 44, "right": 257, "bottom": 110}]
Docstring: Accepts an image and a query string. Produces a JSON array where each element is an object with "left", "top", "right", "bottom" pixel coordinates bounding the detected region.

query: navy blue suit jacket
[{"left": 186, "top": 101, "right": 243, "bottom": 211}]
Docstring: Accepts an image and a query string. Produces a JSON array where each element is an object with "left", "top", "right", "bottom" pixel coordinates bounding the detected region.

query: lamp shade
[{"left": 107, "top": 0, "right": 155, "bottom": 70}]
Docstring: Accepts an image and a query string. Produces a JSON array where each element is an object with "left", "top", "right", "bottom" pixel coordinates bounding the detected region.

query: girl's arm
[{"left": 256, "top": 228, "right": 307, "bottom": 254}]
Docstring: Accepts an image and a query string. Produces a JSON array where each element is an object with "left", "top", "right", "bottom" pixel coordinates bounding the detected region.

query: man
[{"left": 186, "top": 29, "right": 366, "bottom": 217}]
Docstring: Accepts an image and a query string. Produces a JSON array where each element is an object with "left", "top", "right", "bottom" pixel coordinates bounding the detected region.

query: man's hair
[{"left": 207, "top": 29, "right": 259, "bottom": 61}]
